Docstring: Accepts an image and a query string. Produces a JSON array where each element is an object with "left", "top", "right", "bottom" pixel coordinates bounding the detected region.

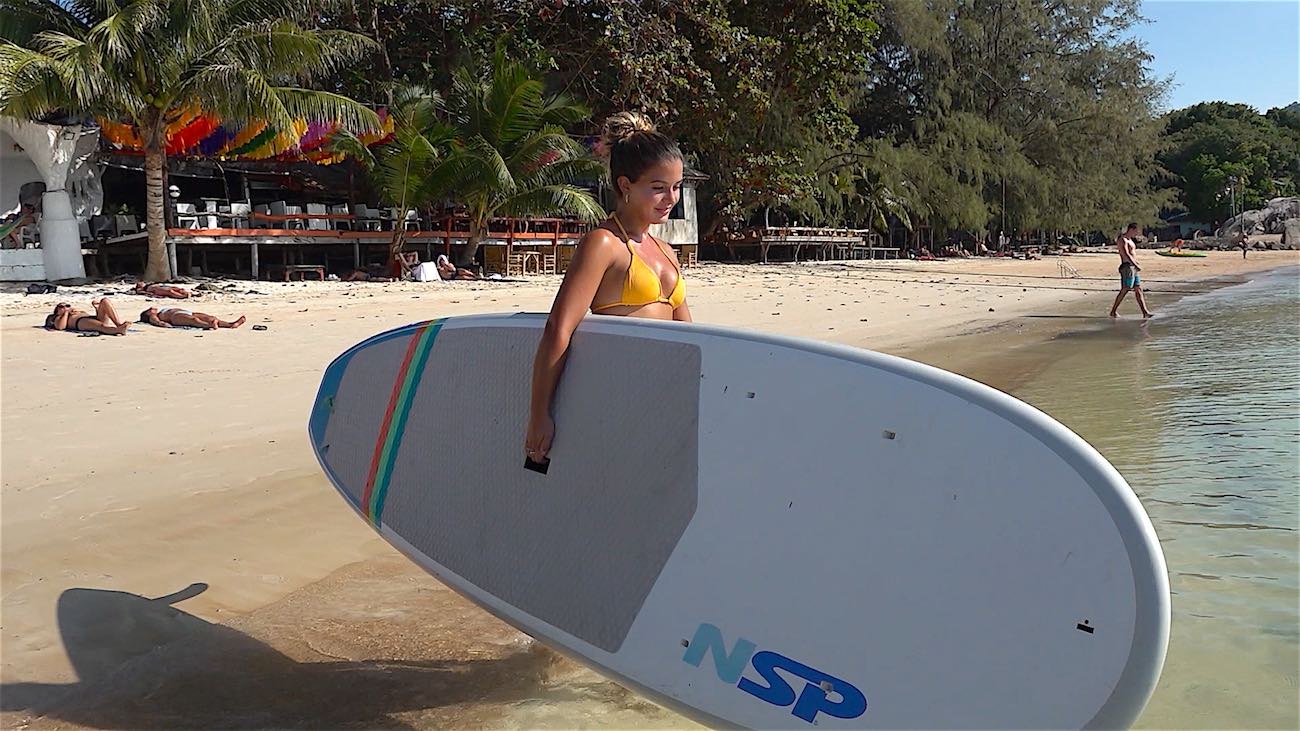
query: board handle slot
[{"left": 524, "top": 456, "right": 550, "bottom": 475}]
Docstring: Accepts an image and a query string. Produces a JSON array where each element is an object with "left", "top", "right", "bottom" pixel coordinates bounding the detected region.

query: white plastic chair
[
  {"left": 284, "top": 205, "right": 305, "bottom": 229},
  {"left": 354, "top": 204, "right": 383, "bottom": 231},
  {"left": 271, "top": 201, "right": 304, "bottom": 229},
  {"left": 306, "top": 203, "right": 330, "bottom": 231},
  {"left": 174, "top": 203, "right": 200, "bottom": 229},
  {"left": 229, "top": 202, "right": 252, "bottom": 229},
  {"left": 331, "top": 204, "right": 352, "bottom": 231},
  {"left": 395, "top": 208, "right": 421, "bottom": 231}
]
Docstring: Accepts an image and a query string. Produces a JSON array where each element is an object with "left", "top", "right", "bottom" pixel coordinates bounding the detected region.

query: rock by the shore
[
  {"left": 1219, "top": 197, "right": 1300, "bottom": 238},
  {"left": 1283, "top": 219, "right": 1300, "bottom": 249}
]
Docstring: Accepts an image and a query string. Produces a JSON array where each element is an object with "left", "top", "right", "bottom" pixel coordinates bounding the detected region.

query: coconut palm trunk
[
  {"left": 141, "top": 109, "right": 171, "bottom": 280},
  {"left": 462, "top": 218, "right": 486, "bottom": 267}
]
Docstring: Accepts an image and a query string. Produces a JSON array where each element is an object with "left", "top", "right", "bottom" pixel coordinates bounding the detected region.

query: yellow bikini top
[{"left": 591, "top": 213, "right": 686, "bottom": 312}]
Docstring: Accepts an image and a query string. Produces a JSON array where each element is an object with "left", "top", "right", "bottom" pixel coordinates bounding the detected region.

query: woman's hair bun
[{"left": 601, "top": 112, "right": 657, "bottom": 150}]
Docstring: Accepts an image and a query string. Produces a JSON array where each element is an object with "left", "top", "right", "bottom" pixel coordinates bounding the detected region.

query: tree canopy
[{"left": 1158, "top": 102, "right": 1300, "bottom": 224}]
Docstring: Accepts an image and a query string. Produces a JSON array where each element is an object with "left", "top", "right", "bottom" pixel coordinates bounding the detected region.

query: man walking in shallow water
[{"left": 1109, "top": 222, "right": 1153, "bottom": 318}]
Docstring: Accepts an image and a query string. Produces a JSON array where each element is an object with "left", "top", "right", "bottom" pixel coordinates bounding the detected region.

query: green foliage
[
  {"left": 0, "top": 0, "right": 381, "bottom": 278},
  {"left": 1159, "top": 102, "right": 1300, "bottom": 222},
  {"left": 0, "top": 0, "right": 380, "bottom": 134},
  {"left": 334, "top": 46, "right": 606, "bottom": 264},
  {"left": 316, "top": 0, "right": 883, "bottom": 235},
  {"left": 445, "top": 46, "right": 606, "bottom": 259},
  {"left": 856, "top": 0, "right": 1172, "bottom": 236}
]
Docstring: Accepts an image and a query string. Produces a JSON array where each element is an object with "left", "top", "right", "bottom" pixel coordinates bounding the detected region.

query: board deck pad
[{"left": 311, "top": 313, "right": 1170, "bottom": 730}]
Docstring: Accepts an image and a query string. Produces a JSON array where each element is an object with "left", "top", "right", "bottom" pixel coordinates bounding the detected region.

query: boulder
[
  {"left": 1219, "top": 197, "right": 1300, "bottom": 237},
  {"left": 1283, "top": 218, "right": 1300, "bottom": 249}
]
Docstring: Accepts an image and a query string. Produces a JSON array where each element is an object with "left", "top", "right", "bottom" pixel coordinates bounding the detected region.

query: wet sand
[{"left": 2, "top": 251, "right": 1296, "bottom": 728}]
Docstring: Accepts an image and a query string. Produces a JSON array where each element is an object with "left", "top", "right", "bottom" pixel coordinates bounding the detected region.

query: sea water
[
  {"left": 1007, "top": 266, "right": 1300, "bottom": 728},
  {"left": 497, "top": 268, "right": 1300, "bottom": 728}
]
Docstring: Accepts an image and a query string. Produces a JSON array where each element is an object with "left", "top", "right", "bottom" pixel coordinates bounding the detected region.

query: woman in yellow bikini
[{"left": 525, "top": 112, "right": 690, "bottom": 462}]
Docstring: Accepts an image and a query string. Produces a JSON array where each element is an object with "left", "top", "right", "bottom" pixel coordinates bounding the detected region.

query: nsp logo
[{"left": 681, "top": 622, "right": 867, "bottom": 724}]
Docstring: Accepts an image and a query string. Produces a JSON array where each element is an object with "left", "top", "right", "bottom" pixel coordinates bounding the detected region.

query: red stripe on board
[{"left": 360, "top": 327, "right": 427, "bottom": 515}]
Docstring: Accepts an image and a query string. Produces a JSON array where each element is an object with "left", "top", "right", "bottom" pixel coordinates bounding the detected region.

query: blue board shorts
[{"left": 1119, "top": 263, "right": 1140, "bottom": 288}]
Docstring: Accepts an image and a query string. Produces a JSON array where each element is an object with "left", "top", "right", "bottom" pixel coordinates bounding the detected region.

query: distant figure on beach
[
  {"left": 1241, "top": 234, "right": 1249, "bottom": 259},
  {"left": 392, "top": 251, "right": 420, "bottom": 280},
  {"left": 525, "top": 112, "right": 689, "bottom": 463},
  {"left": 45, "top": 298, "right": 131, "bottom": 335},
  {"left": 2, "top": 204, "right": 36, "bottom": 248},
  {"left": 1109, "top": 222, "right": 1153, "bottom": 318},
  {"left": 133, "top": 281, "right": 191, "bottom": 298},
  {"left": 139, "top": 306, "right": 245, "bottom": 330},
  {"left": 342, "top": 266, "right": 393, "bottom": 282},
  {"left": 436, "top": 254, "right": 479, "bottom": 280}
]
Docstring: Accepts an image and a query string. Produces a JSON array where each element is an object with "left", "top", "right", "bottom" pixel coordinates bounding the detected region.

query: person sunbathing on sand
[
  {"left": 139, "top": 306, "right": 245, "bottom": 330},
  {"left": 133, "top": 281, "right": 191, "bottom": 298},
  {"left": 45, "top": 298, "right": 131, "bottom": 335},
  {"left": 437, "top": 254, "right": 479, "bottom": 280}
]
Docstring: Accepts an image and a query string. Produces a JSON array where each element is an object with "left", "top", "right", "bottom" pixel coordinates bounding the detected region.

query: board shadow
[{"left": 2, "top": 584, "right": 561, "bottom": 729}]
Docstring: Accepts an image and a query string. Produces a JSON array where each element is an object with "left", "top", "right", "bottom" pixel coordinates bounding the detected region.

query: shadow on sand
[{"left": 2, "top": 583, "right": 562, "bottom": 729}]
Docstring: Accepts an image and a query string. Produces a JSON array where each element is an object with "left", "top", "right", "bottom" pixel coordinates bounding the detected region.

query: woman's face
[{"left": 619, "top": 158, "right": 684, "bottom": 225}]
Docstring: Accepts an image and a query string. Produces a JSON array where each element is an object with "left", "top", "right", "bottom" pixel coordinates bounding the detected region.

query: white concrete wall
[
  {"left": 0, "top": 249, "right": 46, "bottom": 281},
  {"left": 650, "top": 184, "right": 699, "bottom": 246},
  {"left": 0, "top": 129, "right": 42, "bottom": 216}
]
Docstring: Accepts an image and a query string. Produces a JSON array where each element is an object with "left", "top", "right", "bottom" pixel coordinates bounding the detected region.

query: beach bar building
[{"left": 2, "top": 110, "right": 705, "bottom": 282}]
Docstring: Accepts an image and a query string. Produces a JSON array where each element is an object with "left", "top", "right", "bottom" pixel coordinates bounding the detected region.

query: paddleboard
[
  {"left": 1155, "top": 250, "right": 1206, "bottom": 257},
  {"left": 310, "top": 313, "right": 1169, "bottom": 729}
]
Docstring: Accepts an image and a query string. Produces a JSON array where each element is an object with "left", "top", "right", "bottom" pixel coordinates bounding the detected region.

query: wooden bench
[{"left": 270, "top": 264, "right": 326, "bottom": 281}]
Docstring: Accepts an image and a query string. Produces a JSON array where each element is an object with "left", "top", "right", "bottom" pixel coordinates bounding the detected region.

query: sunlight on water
[{"left": 1012, "top": 267, "right": 1300, "bottom": 729}]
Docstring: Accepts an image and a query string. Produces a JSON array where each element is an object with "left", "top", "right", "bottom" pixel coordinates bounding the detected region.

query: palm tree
[
  {"left": 328, "top": 86, "right": 459, "bottom": 265},
  {"left": 0, "top": 0, "right": 380, "bottom": 280},
  {"left": 442, "top": 47, "right": 605, "bottom": 266}
]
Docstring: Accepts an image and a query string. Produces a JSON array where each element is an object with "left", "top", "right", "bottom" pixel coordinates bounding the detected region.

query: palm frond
[
  {"left": 272, "top": 87, "right": 380, "bottom": 132},
  {"left": 213, "top": 24, "right": 375, "bottom": 81},
  {"left": 537, "top": 92, "right": 588, "bottom": 127},
  {"left": 0, "top": 0, "right": 90, "bottom": 44},
  {"left": 505, "top": 126, "right": 579, "bottom": 174},
  {"left": 323, "top": 127, "right": 375, "bottom": 169},
  {"left": 457, "top": 133, "right": 516, "bottom": 198},
  {"left": 495, "top": 184, "right": 604, "bottom": 222},
  {"left": 519, "top": 156, "right": 606, "bottom": 191},
  {"left": 86, "top": 0, "right": 161, "bottom": 63}
]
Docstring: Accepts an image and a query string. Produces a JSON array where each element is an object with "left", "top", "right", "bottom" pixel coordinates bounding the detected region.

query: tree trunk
[
  {"left": 389, "top": 216, "right": 409, "bottom": 277},
  {"left": 460, "top": 222, "right": 483, "bottom": 267},
  {"left": 143, "top": 142, "right": 171, "bottom": 281}
]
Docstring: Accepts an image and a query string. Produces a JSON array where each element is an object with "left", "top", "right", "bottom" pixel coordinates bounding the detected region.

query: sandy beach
[{"left": 2, "top": 250, "right": 1296, "bottom": 729}]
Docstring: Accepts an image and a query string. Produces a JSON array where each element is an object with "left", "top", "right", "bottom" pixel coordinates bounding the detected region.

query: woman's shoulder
[{"left": 577, "top": 225, "right": 624, "bottom": 252}]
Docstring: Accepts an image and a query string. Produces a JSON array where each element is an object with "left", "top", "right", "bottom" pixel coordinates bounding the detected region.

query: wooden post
[
  {"left": 167, "top": 241, "right": 179, "bottom": 280},
  {"left": 201, "top": 249, "right": 209, "bottom": 275},
  {"left": 445, "top": 216, "right": 452, "bottom": 258},
  {"left": 250, "top": 241, "right": 259, "bottom": 280},
  {"left": 353, "top": 241, "right": 361, "bottom": 268}
]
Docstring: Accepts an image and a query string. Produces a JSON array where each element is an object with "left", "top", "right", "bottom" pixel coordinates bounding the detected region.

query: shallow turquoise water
[{"left": 1007, "top": 267, "right": 1300, "bottom": 729}]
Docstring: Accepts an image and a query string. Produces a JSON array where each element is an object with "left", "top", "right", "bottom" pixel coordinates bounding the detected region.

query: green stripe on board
[{"left": 368, "top": 319, "right": 443, "bottom": 525}]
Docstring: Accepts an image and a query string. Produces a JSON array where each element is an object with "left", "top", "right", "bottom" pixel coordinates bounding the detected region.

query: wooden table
[{"left": 270, "top": 264, "right": 327, "bottom": 281}]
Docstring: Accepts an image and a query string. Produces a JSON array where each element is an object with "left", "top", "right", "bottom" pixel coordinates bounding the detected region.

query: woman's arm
[
  {"left": 525, "top": 230, "right": 616, "bottom": 461},
  {"left": 53, "top": 309, "right": 70, "bottom": 330}
]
